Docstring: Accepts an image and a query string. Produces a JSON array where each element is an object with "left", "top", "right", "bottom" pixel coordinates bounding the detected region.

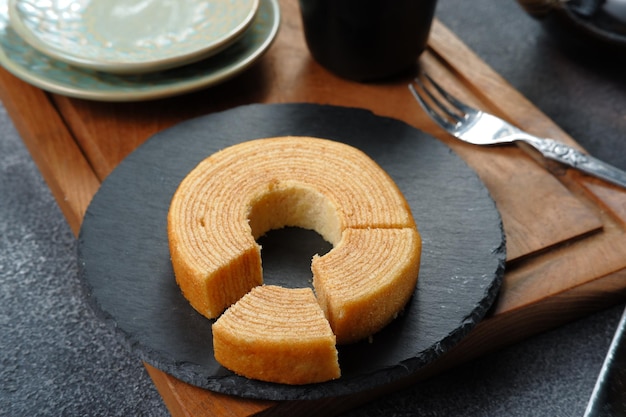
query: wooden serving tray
[{"left": 2, "top": 0, "right": 626, "bottom": 415}]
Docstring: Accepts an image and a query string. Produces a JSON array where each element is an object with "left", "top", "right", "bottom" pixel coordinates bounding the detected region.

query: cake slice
[{"left": 212, "top": 285, "right": 340, "bottom": 384}]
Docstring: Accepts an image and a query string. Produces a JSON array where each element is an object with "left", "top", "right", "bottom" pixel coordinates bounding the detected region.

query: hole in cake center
[
  {"left": 257, "top": 227, "right": 332, "bottom": 289},
  {"left": 247, "top": 184, "right": 340, "bottom": 289}
]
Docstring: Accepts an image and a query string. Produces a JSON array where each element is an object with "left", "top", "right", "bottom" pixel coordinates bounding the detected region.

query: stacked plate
[{"left": 0, "top": 0, "right": 280, "bottom": 101}]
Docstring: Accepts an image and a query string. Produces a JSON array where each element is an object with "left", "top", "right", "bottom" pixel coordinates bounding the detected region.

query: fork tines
[{"left": 408, "top": 74, "right": 469, "bottom": 131}]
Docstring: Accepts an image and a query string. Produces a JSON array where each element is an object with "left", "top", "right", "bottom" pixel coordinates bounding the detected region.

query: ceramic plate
[
  {"left": 78, "top": 103, "right": 506, "bottom": 401},
  {"left": 0, "top": 0, "right": 279, "bottom": 101},
  {"left": 8, "top": 0, "right": 259, "bottom": 73}
]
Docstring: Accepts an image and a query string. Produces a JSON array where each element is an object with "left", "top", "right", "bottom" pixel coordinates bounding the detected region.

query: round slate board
[{"left": 77, "top": 103, "right": 506, "bottom": 401}]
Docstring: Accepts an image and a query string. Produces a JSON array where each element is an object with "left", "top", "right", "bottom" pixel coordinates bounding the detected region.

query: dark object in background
[
  {"left": 516, "top": 0, "right": 626, "bottom": 56},
  {"left": 583, "top": 306, "right": 626, "bottom": 417},
  {"left": 298, "top": 0, "right": 438, "bottom": 81}
]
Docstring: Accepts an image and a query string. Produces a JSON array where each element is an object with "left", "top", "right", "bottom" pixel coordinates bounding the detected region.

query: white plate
[
  {"left": 8, "top": 0, "right": 259, "bottom": 74},
  {"left": 0, "top": 0, "right": 279, "bottom": 101}
]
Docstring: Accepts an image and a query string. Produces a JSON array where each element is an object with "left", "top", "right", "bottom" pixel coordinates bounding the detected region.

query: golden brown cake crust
[
  {"left": 168, "top": 136, "right": 421, "bottom": 384},
  {"left": 212, "top": 285, "right": 340, "bottom": 384},
  {"left": 312, "top": 228, "right": 421, "bottom": 344}
]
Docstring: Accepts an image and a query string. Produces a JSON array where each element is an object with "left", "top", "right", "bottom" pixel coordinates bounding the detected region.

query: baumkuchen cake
[
  {"left": 167, "top": 136, "right": 421, "bottom": 384},
  {"left": 212, "top": 285, "right": 340, "bottom": 384}
]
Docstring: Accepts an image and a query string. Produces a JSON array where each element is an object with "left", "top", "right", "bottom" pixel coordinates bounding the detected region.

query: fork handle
[{"left": 526, "top": 137, "right": 626, "bottom": 189}]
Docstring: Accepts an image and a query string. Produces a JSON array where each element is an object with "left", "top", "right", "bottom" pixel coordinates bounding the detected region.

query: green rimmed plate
[
  {"left": 8, "top": 0, "right": 259, "bottom": 74},
  {"left": 0, "top": 0, "right": 279, "bottom": 101}
]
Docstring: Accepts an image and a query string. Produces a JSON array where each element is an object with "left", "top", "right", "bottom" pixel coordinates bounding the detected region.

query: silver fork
[{"left": 409, "top": 74, "right": 626, "bottom": 189}]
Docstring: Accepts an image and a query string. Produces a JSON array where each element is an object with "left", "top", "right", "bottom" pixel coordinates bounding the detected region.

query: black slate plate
[{"left": 77, "top": 103, "right": 506, "bottom": 401}]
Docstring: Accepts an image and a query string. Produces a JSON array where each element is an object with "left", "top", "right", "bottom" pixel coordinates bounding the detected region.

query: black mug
[{"left": 298, "top": 0, "right": 438, "bottom": 81}]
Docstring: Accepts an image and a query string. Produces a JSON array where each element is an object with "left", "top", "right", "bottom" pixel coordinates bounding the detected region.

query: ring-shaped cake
[{"left": 167, "top": 136, "right": 422, "bottom": 383}]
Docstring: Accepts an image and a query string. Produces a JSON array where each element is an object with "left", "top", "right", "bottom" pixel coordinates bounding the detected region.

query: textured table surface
[{"left": 2, "top": 0, "right": 626, "bottom": 416}]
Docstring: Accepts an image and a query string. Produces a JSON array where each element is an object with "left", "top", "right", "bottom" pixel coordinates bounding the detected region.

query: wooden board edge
[
  {"left": 428, "top": 20, "right": 573, "bottom": 144},
  {"left": 145, "top": 363, "right": 275, "bottom": 417},
  {"left": 0, "top": 68, "right": 100, "bottom": 234}
]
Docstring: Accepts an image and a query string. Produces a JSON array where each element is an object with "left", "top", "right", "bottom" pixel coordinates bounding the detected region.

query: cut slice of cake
[{"left": 212, "top": 285, "right": 340, "bottom": 385}]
